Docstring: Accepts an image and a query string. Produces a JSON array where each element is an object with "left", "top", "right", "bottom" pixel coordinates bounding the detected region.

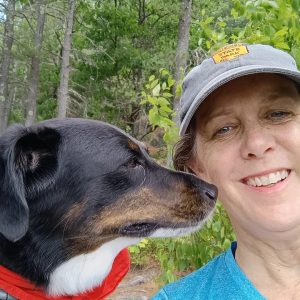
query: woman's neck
[{"left": 235, "top": 232, "right": 300, "bottom": 299}]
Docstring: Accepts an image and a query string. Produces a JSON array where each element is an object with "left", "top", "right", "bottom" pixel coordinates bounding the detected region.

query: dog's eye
[{"left": 126, "top": 158, "right": 141, "bottom": 169}]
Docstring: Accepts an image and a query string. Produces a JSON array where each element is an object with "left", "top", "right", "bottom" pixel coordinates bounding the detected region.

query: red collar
[{"left": 0, "top": 248, "right": 130, "bottom": 300}]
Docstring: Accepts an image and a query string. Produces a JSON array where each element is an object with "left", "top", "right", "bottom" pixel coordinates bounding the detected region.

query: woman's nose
[{"left": 240, "top": 126, "right": 275, "bottom": 159}]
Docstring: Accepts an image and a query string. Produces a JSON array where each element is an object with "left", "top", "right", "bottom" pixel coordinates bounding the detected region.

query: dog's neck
[{"left": 47, "top": 237, "right": 140, "bottom": 296}]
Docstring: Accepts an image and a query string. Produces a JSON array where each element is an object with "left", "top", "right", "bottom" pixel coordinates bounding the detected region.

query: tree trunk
[
  {"left": 25, "top": 0, "right": 47, "bottom": 126},
  {"left": 0, "top": 0, "right": 15, "bottom": 133},
  {"left": 57, "top": 0, "right": 76, "bottom": 119},
  {"left": 4, "top": 72, "right": 17, "bottom": 127},
  {"left": 173, "top": 0, "right": 192, "bottom": 121}
]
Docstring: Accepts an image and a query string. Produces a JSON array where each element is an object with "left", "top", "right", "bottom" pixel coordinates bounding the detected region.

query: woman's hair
[{"left": 173, "top": 118, "right": 196, "bottom": 173}]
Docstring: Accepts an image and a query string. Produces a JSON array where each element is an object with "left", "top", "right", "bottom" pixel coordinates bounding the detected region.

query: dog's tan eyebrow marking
[{"left": 127, "top": 139, "right": 141, "bottom": 152}]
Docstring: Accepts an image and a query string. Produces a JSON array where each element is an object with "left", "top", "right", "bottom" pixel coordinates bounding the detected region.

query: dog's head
[{"left": 0, "top": 118, "right": 217, "bottom": 295}]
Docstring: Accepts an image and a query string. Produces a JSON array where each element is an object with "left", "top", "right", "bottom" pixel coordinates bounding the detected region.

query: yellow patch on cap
[{"left": 212, "top": 43, "right": 249, "bottom": 64}]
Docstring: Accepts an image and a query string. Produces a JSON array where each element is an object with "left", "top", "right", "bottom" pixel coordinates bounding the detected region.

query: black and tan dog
[{"left": 0, "top": 118, "right": 217, "bottom": 298}]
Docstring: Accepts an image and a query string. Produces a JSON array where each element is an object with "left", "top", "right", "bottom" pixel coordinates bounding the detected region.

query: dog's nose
[
  {"left": 180, "top": 172, "right": 218, "bottom": 201},
  {"left": 198, "top": 182, "right": 218, "bottom": 202},
  {"left": 204, "top": 184, "right": 218, "bottom": 201}
]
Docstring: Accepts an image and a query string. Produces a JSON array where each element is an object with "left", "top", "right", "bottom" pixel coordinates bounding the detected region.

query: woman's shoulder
[
  {"left": 151, "top": 241, "right": 265, "bottom": 300},
  {"left": 151, "top": 250, "right": 227, "bottom": 300}
]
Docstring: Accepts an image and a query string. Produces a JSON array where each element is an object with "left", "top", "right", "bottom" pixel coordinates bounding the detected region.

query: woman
[{"left": 152, "top": 44, "right": 300, "bottom": 299}]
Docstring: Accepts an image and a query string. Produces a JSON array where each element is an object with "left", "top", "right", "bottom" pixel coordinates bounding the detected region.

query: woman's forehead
[{"left": 195, "top": 73, "right": 299, "bottom": 121}]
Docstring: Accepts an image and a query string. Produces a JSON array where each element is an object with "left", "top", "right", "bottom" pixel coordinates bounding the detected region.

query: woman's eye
[
  {"left": 214, "top": 126, "right": 232, "bottom": 137},
  {"left": 268, "top": 111, "right": 292, "bottom": 120}
]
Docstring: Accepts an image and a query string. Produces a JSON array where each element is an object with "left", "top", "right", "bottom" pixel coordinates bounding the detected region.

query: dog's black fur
[{"left": 0, "top": 118, "right": 217, "bottom": 296}]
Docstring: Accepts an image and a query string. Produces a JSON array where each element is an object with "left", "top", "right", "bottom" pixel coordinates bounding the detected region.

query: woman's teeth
[{"left": 246, "top": 170, "right": 289, "bottom": 187}]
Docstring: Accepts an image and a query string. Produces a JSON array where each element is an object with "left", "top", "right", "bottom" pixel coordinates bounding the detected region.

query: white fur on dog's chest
[{"left": 47, "top": 237, "right": 140, "bottom": 296}]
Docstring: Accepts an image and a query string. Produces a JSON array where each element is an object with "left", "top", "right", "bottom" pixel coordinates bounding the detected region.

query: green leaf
[
  {"left": 149, "top": 75, "right": 155, "bottom": 82},
  {"left": 152, "top": 84, "right": 161, "bottom": 96},
  {"left": 223, "top": 238, "right": 231, "bottom": 249},
  {"left": 176, "top": 84, "right": 182, "bottom": 97},
  {"left": 274, "top": 28, "right": 288, "bottom": 38},
  {"left": 167, "top": 78, "right": 175, "bottom": 88},
  {"left": 291, "top": 47, "right": 300, "bottom": 66},
  {"left": 212, "top": 221, "right": 221, "bottom": 232},
  {"left": 204, "top": 16, "right": 214, "bottom": 25},
  {"left": 163, "top": 92, "right": 173, "bottom": 98},
  {"left": 160, "top": 106, "right": 173, "bottom": 113},
  {"left": 231, "top": 8, "right": 239, "bottom": 19},
  {"left": 157, "top": 97, "right": 170, "bottom": 107},
  {"left": 148, "top": 108, "right": 160, "bottom": 125},
  {"left": 162, "top": 117, "right": 176, "bottom": 126},
  {"left": 206, "top": 40, "right": 211, "bottom": 50},
  {"left": 218, "top": 21, "right": 226, "bottom": 28},
  {"left": 220, "top": 226, "right": 225, "bottom": 239},
  {"left": 160, "top": 69, "right": 169, "bottom": 76},
  {"left": 261, "top": 0, "right": 279, "bottom": 9},
  {"left": 147, "top": 95, "right": 158, "bottom": 105},
  {"left": 150, "top": 79, "right": 159, "bottom": 89},
  {"left": 274, "top": 41, "right": 290, "bottom": 50}
]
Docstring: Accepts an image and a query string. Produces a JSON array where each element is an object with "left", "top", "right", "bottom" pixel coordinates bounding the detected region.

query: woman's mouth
[{"left": 243, "top": 169, "right": 291, "bottom": 187}]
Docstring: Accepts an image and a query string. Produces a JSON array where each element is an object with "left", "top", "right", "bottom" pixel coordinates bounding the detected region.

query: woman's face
[{"left": 191, "top": 73, "right": 300, "bottom": 239}]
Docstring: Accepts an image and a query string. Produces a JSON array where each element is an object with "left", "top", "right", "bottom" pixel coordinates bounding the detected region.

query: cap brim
[{"left": 179, "top": 65, "right": 300, "bottom": 136}]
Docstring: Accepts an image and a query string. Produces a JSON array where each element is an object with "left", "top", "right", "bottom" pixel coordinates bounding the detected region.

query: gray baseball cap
[{"left": 179, "top": 43, "right": 300, "bottom": 136}]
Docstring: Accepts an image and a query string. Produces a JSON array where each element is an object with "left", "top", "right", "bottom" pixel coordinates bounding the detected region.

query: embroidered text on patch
[{"left": 212, "top": 44, "right": 249, "bottom": 64}]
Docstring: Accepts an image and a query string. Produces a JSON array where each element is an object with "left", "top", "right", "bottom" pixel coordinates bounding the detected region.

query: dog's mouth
[
  {"left": 119, "top": 222, "right": 158, "bottom": 237},
  {"left": 119, "top": 217, "right": 212, "bottom": 238}
]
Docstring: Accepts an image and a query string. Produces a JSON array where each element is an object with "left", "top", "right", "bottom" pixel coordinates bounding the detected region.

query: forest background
[{"left": 1, "top": 0, "right": 300, "bottom": 286}]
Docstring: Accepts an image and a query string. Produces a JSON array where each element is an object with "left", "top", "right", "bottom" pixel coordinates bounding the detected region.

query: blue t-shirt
[{"left": 151, "top": 242, "right": 266, "bottom": 300}]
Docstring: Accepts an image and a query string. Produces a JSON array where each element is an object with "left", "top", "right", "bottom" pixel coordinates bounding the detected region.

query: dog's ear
[{"left": 0, "top": 126, "right": 60, "bottom": 242}]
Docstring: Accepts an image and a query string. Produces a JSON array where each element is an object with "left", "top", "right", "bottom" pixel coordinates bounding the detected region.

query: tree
[
  {"left": 0, "top": 0, "right": 15, "bottom": 133},
  {"left": 70, "top": 0, "right": 179, "bottom": 128},
  {"left": 57, "top": 0, "right": 76, "bottom": 119},
  {"left": 25, "top": 0, "right": 47, "bottom": 126},
  {"left": 173, "top": 0, "right": 192, "bottom": 119}
]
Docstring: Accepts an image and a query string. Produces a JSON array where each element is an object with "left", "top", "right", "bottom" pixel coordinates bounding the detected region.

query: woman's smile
[{"left": 241, "top": 169, "right": 291, "bottom": 193}]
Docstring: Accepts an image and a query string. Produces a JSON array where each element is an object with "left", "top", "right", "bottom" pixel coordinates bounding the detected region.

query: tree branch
[{"left": 15, "top": 11, "right": 35, "bottom": 34}]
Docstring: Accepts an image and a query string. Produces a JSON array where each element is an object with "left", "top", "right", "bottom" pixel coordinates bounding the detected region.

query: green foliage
[
  {"left": 233, "top": 0, "right": 300, "bottom": 57},
  {"left": 6, "top": 0, "right": 180, "bottom": 129},
  {"left": 70, "top": 0, "right": 180, "bottom": 128},
  {"left": 129, "top": 203, "right": 235, "bottom": 284},
  {"left": 194, "top": 0, "right": 300, "bottom": 66},
  {"left": 140, "top": 68, "right": 179, "bottom": 151},
  {"left": 138, "top": 64, "right": 235, "bottom": 285},
  {"left": 129, "top": 238, "right": 152, "bottom": 267}
]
